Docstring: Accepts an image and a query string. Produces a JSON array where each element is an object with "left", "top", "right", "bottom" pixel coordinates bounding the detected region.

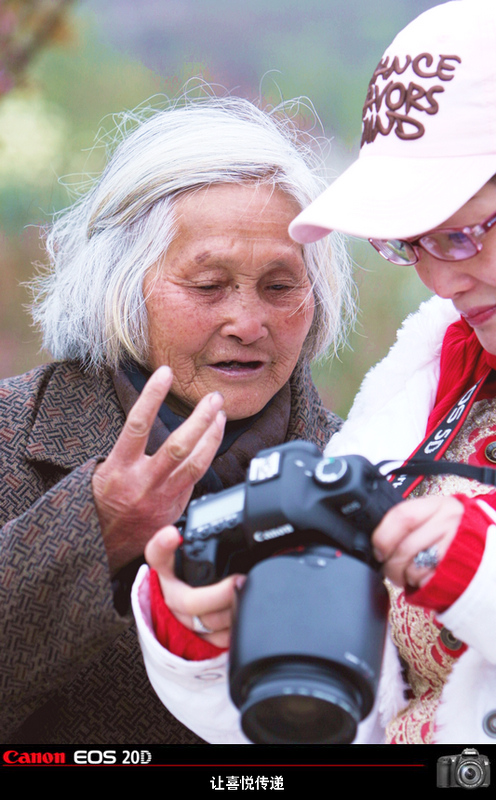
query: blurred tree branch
[{"left": 0, "top": 0, "right": 75, "bottom": 96}]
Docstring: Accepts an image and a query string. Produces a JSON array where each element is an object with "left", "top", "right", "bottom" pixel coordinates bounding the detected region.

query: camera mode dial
[{"left": 314, "top": 457, "right": 348, "bottom": 486}]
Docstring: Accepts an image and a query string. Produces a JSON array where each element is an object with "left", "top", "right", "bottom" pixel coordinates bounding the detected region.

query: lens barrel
[
  {"left": 238, "top": 661, "right": 362, "bottom": 744},
  {"left": 229, "top": 546, "right": 388, "bottom": 744}
]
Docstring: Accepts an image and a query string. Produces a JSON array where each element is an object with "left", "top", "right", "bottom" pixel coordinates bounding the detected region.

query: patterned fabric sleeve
[{"left": 0, "top": 458, "right": 129, "bottom": 740}]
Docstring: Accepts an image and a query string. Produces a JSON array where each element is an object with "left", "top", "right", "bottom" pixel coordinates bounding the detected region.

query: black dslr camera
[
  {"left": 175, "top": 440, "right": 401, "bottom": 744},
  {"left": 177, "top": 440, "right": 400, "bottom": 584},
  {"left": 437, "top": 749, "right": 491, "bottom": 789}
]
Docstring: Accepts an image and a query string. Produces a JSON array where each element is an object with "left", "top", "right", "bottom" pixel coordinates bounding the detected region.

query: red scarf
[
  {"left": 407, "top": 314, "right": 496, "bottom": 612},
  {"left": 427, "top": 316, "right": 496, "bottom": 433}
]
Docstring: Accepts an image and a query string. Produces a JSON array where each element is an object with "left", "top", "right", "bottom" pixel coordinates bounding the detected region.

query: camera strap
[{"left": 380, "top": 366, "right": 496, "bottom": 498}]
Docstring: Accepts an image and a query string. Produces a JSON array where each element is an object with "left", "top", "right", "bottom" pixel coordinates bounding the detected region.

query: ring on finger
[
  {"left": 192, "top": 614, "right": 214, "bottom": 635},
  {"left": 413, "top": 545, "right": 439, "bottom": 570}
]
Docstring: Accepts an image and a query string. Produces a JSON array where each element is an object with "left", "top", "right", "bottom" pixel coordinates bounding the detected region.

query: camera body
[
  {"left": 176, "top": 440, "right": 401, "bottom": 587},
  {"left": 437, "top": 749, "right": 491, "bottom": 789},
  {"left": 175, "top": 440, "right": 400, "bottom": 744}
]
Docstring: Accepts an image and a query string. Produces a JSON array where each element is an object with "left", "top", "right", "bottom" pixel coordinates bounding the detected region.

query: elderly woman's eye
[
  {"left": 196, "top": 283, "right": 223, "bottom": 292},
  {"left": 267, "top": 282, "right": 298, "bottom": 294}
]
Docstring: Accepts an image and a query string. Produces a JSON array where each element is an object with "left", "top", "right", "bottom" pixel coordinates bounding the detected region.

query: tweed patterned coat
[{"left": 0, "top": 359, "right": 339, "bottom": 744}]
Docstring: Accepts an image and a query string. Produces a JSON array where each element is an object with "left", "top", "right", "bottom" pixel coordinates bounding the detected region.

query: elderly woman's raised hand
[{"left": 92, "top": 365, "right": 226, "bottom": 576}]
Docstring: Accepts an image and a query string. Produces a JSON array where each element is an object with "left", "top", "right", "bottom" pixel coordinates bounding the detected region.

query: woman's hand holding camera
[
  {"left": 92, "top": 366, "right": 226, "bottom": 576},
  {"left": 372, "top": 495, "right": 464, "bottom": 589},
  {"left": 145, "top": 525, "right": 245, "bottom": 648}
]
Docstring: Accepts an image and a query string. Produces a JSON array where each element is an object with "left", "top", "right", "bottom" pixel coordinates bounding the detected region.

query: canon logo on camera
[{"left": 253, "top": 523, "right": 294, "bottom": 542}]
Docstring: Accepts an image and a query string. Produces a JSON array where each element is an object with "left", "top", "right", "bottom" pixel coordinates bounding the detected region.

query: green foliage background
[{"left": 0, "top": 0, "right": 436, "bottom": 416}]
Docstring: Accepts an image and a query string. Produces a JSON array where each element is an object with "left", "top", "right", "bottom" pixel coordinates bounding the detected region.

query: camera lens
[
  {"left": 457, "top": 761, "right": 483, "bottom": 788},
  {"left": 238, "top": 663, "right": 361, "bottom": 744}
]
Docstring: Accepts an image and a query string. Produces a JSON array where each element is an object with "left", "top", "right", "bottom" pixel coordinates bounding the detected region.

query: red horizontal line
[
  {"left": 155, "top": 763, "right": 426, "bottom": 768},
  {"left": 3, "top": 763, "right": 426, "bottom": 768}
]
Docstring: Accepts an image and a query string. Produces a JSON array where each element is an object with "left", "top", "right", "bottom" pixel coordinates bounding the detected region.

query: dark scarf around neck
[{"left": 112, "top": 360, "right": 341, "bottom": 499}]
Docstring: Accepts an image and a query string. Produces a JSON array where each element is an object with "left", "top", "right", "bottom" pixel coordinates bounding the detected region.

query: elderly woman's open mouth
[{"left": 210, "top": 359, "right": 266, "bottom": 374}]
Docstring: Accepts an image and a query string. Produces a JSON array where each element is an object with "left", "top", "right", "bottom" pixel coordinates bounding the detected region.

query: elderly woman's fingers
[
  {"left": 93, "top": 370, "right": 223, "bottom": 515},
  {"left": 107, "top": 367, "right": 224, "bottom": 473},
  {"left": 152, "top": 390, "right": 226, "bottom": 485},
  {"left": 111, "top": 365, "right": 174, "bottom": 463},
  {"left": 372, "top": 496, "right": 463, "bottom": 588},
  {"left": 93, "top": 369, "right": 228, "bottom": 575}
]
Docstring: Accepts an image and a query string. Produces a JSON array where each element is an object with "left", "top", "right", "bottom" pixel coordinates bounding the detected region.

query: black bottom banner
[{"left": 2, "top": 742, "right": 496, "bottom": 789}]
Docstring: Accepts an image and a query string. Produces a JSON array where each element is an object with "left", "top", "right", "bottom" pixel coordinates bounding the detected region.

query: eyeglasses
[{"left": 369, "top": 209, "right": 496, "bottom": 266}]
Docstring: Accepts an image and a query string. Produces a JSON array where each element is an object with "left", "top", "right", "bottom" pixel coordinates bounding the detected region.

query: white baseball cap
[{"left": 289, "top": 0, "right": 496, "bottom": 243}]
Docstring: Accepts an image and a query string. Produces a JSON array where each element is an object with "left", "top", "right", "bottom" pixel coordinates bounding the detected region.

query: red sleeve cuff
[
  {"left": 406, "top": 493, "right": 489, "bottom": 612},
  {"left": 149, "top": 568, "right": 227, "bottom": 661}
]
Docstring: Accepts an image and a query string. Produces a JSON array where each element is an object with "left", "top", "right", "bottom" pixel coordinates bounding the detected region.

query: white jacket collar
[{"left": 325, "top": 296, "right": 460, "bottom": 467}]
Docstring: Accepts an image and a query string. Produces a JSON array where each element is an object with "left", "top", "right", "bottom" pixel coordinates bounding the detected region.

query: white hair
[{"left": 30, "top": 93, "right": 355, "bottom": 371}]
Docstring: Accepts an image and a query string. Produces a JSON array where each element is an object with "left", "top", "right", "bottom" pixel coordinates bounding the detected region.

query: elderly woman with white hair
[{"left": 0, "top": 95, "right": 353, "bottom": 744}]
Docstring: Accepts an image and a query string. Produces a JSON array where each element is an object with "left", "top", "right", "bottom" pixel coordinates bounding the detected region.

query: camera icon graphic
[{"left": 437, "top": 749, "right": 490, "bottom": 789}]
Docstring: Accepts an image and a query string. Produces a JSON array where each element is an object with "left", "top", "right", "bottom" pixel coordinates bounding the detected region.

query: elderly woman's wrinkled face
[{"left": 143, "top": 183, "right": 315, "bottom": 420}]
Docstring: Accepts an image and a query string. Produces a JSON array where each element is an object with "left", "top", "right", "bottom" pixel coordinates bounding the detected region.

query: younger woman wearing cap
[{"left": 291, "top": 0, "right": 496, "bottom": 744}]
